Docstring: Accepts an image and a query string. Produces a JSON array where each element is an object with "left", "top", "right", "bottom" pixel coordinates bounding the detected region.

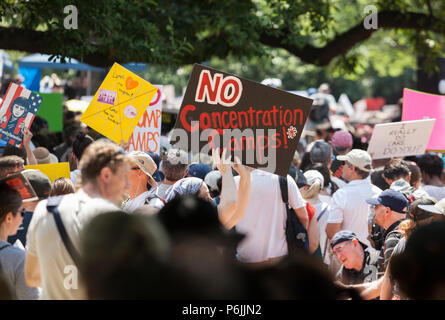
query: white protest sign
[
  {"left": 126, "top": 85, "right": 162, "bottom": 154},
  {"left": 338, "top": 93, "right": 354, "bottom": 117},
  {"left": 367, "top": 119, "right": 435, "bottom": 159}
]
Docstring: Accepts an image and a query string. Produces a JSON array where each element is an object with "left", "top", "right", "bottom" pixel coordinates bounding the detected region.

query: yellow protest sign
[
  {"left": 80, "top": 63, "right": 157, "bottom": 144},
  {"left": 25, "top": 162, "right": 71, "bottom": 183}
]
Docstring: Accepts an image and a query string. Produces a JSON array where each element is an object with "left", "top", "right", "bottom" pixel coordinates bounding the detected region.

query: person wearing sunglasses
[
  {"left": 0, "top": 182, "right": 39, "bottom": 300},
  {"left": 366, "top": 189, "right": 408, "bottom": 269},
  {"left": 123, "top": 151, "right": 164, "bottom": 213}
]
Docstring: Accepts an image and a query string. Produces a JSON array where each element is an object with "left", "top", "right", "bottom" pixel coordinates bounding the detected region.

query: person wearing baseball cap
[
  {"left": 337, "top": 149, "right": 372, "bottom": 180},
  {"left": 331, "top": 131, "right": 353, "bottom": 155},
  {"left": 418, "top": 197, "right": 445, "bottom": 218},
  {"left": 366, "top": 189, "right": 409, "bottom": 268},
  {"left": 123, "top": 151, "right": 164, "bottom": 213},
  {"left": 326, "top": 148, "right": 381, "bottom": 255},
  {"left": 187, "top": 163, "right": 211, "bottom": 180},
  {"left": 331, "top": 230, "right": 383, "bottom": 286},
  {"left": 330, "top": 131, "right": 353, "bottom": 189}
]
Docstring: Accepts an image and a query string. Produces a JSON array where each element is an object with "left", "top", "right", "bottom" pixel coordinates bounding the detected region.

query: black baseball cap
[{"left": 331, "top": 230, "right": 367, "bottom": 249}]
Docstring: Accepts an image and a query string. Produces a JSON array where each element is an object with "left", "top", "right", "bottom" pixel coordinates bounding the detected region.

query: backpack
[
  {"left": 309, "top": 94, "right": 330, "bottom": 122},
  {"left": 278, "top": 176, "right": 309, "bottom": 254}
]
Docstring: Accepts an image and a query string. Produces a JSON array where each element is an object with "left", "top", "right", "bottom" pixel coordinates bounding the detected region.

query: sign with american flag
[{"left": 0, "top": 82, "right": 42, "bottom": 147}]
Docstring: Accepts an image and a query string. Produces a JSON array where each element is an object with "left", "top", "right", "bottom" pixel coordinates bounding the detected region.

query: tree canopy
[{"left": 0, "top": 0, "right": 443, "bottom": 71}]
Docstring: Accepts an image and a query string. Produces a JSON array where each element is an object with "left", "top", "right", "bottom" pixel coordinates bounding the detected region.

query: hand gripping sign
[{"left": 170, "top": 64, "right": 313, "bottom": 177}]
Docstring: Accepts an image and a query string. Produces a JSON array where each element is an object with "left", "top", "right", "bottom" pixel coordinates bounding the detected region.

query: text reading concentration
[{"left": 171, "top": 64, "right": 313, "bottom": 177}]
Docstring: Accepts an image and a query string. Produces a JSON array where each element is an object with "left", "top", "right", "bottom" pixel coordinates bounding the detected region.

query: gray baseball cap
[{"left": 418, "top": 198, "right": 445, "bottom": 216}]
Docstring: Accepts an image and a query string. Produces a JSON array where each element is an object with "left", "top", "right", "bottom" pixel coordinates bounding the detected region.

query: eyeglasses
[{"left": 333, "top": 241, "right": 351, "bottom": 256}]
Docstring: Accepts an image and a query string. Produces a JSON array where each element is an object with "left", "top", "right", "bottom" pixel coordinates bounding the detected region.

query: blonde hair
[
  {"left": 399, "top": 196, "right": 436, "bottom": 239},
  {"left": 301, "top": 180, "right": 322, "bottom": 200}
]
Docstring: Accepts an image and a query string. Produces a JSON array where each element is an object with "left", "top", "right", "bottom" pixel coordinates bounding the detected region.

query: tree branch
[
  {"left": 259, "top": 10, "right": 445, "bottom": 66},
  {"left": 0, "top": 10, "right": 443, "bottom": 69},
  {"left": 426, "top": 0, "right": 434, "bottom": 17},
  {"left": 0, "top": 26, "right": 114, "bottom": 67}
]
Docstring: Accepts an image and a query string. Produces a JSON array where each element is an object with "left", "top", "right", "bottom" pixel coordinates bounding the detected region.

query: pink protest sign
[{"left": 401, "top": 88, "right": 445, "bottom": 151}]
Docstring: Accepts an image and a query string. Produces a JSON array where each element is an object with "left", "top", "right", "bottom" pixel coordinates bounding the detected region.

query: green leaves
[{"left": 0, "top": 0, "right": 442, "bottom": 74}]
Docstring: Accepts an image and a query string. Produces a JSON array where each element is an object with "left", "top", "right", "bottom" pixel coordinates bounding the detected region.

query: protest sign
[
  {"left": 25, "top": 162, "right": 70, "bottom": 182},
  {"left": 338, "top": 93, "right": 355, "bottom": 117},
  {"left": 0, "top": 172, "right": 38, "bottom": 203},
  {"left": 126, "top": 85, "right": 162, "bottom": 154},
  {"left": 80, "top": 63, "right": 157, "bottom": 144},
  {"left": 367, "top": 119, "right": 435, "bottom": 159},
  {"left": 170, "top": 64, "right": 313, "bottom": 177},
  {"left": 402, "top": 88, "right": 445, "bottom": 151},
  {"left": 36, "top": 93, "right": 63, "bottom": 132},
  {"left": 0, "top": 82, "right": 42, "bottom": 147}
]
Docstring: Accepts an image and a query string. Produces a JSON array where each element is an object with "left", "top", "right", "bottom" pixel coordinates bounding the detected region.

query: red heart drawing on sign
[{"left": 126, "top": 77, "right": 139, "bottom": 90}]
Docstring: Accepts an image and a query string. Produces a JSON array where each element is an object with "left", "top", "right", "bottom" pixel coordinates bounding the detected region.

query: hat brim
[
  {"left": 418, "top": 204, "right": 444, "bottom": 215},
  {"left": 366, "top": 197, "right": 381, "bottom": 206},
  {"left": 137, "top": 165, "right": 158, "bottom": 189},
  {"left": 336, "top": 155, "right": 348, "bottom": 161},
  {"left": 146, "top": 174, "right": 158, "bottom": 189},
  {"left": 49, "top": 153, "right": 58, "bottom": 164}
]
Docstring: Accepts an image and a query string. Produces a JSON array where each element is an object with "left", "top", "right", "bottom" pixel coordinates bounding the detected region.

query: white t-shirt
[
  {"left": 327, "top": 178, "right": 382, "bottom": 247},
  {"left": 122, "top": 190, "right": 164, "bottom": 213},
  {"left": 420, "top": 185, "right": 445, "bottom": 201},
  {"left": 234, "top": 170, "right": 305, "bottom": 263},
  {"left": 26, "top": 189, "right": 118, "bottom": 300}
]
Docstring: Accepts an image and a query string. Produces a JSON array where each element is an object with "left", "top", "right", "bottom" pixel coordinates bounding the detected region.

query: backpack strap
[
  {"left": 46, "top": 196, "right": 81, "bottom": 266},
  {"left": 317, "top": 203, "right": 329, "bottom": 222},
  {"left": 322, "top": 236, "right": 329, "bottom": 262},
  {"left": 0, "top": 244, "right": 11, "bottom": 253},
  {"left": 278, "top": 176, "right": 289, "bottom": 207}
]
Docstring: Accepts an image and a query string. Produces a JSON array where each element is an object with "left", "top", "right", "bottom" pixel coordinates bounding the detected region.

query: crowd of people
[{"left": 0, "top": 83, "right": 445, "bottom": 300}]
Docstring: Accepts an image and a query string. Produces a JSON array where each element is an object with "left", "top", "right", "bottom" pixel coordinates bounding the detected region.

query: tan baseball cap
[
  {"left": 128, "top": 151, "right": 157, "bottom": 189},
  {"left": 337, "top": 149, "right": 372, "bottom": 172}
]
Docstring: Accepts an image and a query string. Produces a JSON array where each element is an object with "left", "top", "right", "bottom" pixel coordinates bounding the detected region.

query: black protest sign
[{"left": 170, "top": 64, "right": 313, "bottom": 177}]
